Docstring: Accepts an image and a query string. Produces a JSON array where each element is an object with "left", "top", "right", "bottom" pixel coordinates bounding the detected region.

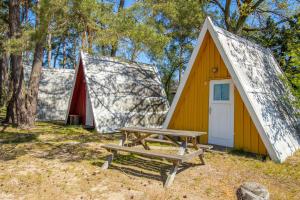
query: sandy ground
[{"left": 0, "top": 122, "right": 300, "bottom": 200}]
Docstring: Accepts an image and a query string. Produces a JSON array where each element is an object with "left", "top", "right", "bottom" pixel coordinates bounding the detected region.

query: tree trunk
[
  {"left": 6, "top": 0, "right": 28, "bottom": 126},
  {"left": 81, "top": 31, "right": 87, "bottom": 50},
  {"left": 87, "top": 26, "right": 93, "bottom": 53},
  {"left": 72, "top": 36, "right": 77, "bottom": 69},
  {"left": 26, "top": 0, "right": 48, "bottom": 126},
  {"left": 26, "top": 41, "right": 44, "bottom": 126},
  {"left": 47, "top": 32, "right": 52, "bottom": 68},
  {"left": 110, "top": 0, "right": 125, "bottom": 57},
  {"left": 0, "top": 53, "right": 9, "bottom": 106},
  {"left": 63, "top": 39, "right": 66, "bottom": 68},
  {"left": 53, "top": 42, "right": 61, "bottom": 68},
  {"left": 0, "top": 58, "right": 3, "bottom": 105},
  {"left": 178, "top": 45, "right": 183, "bottom": 83}
]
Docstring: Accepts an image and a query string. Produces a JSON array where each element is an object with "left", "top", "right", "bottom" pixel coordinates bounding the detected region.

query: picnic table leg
[
  {"left": 133, "top": 133, "right": 151, "bottom": 150},
  {"left": 140, "top": 139, "right": 151, "bottom": 150},
  {"left": 101, "top": 150, "right": 117, "bottom": 170},
  {"left": 192, "top": 138, "right": 205, "bottom": 165},
  {"left": 119, "top": 132, "right": 127, "bottom": 146},
  {"left": 177, "top": 140, "right": 187, "bottom": 156},
  {"left": 164, "top": 139, "right": 187, "bottom": 187},
  {"left": 103, "top": 132, "right": 126, "bottom": 170},
  {"left": 164, "top": 161, "right": 180, "bottom": 188}
]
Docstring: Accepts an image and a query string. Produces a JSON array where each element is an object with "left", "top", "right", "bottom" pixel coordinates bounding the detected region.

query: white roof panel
[
  {"left": 24, "top": 66, "right": 75, "bottom": 121},
  {"left": 81, "top": 53, "right": 169, "bottom": 133}
]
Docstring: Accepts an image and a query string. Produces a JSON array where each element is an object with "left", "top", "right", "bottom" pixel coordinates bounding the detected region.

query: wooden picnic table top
[{"left": 119, "top": 127, "right": 207, "bottom": 138}]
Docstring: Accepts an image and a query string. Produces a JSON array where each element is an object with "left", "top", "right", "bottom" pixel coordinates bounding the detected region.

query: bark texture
[
  {"left": 26, "top": 0, "right": 48, "bottom": 127},
  {"left": 47, "top": 32, "right": 52, "bottom": 68},
  {"left": 0, "top": 53, "right": 9, "bottom": 106},
  {"left": 6, "top": 0, "right": 29, "bottom": 126},
  {"left": 26, "top": 41, "right": 44, "bottom": 126},
  {"left": 110, "top": 0, "right": 125, "bottom": 57}
]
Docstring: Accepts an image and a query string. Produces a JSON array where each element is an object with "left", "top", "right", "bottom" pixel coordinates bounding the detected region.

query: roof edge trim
[{"left": 162, "top": 17, "right": 210, "bottom": 128}]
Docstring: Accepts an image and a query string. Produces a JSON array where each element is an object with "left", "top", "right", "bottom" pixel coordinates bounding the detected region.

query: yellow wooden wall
[{"left": 168, "top": 32, "right": 267, "bottom": 155}]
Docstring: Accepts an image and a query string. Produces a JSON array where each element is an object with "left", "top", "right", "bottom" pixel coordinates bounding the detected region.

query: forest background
[{"left": 0, "top": 0, "right": 299, "bottom": 127}]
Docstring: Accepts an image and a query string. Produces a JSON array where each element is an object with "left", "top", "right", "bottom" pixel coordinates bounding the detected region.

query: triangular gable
[
  {"left": 163, "top": 17, "right": 300, "bottom": 162},
  {"left": 65, "top": 59, "right": 88, "bottom": 124},
  {"left": 66, "top": 52, "right": 170, "bottom": 133},
  {"left": 23, "top": 66, "right": 74, "bottom": 121}
]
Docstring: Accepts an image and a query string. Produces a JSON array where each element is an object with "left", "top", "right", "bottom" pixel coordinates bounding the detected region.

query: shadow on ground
[{"left": 93, "top": 153, "right": 202, "bottom": 184}]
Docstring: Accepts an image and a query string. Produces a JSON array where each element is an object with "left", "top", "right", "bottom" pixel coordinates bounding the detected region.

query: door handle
[{"left": 209, "top": 107, "right": 212, "bottom": 114}]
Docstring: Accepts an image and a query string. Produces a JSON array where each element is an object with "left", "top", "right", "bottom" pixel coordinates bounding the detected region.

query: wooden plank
[
  {"left": 234, "top": 89, "right": 244, "bottom": 149},
  {"left": 258, "top": 137, "right": 267, "bottom": 155},
  {"left": 243, "top": 106, "right": 251, "bottom": 151},
  {"left": 127, "top": 127, "right": 206, "bottom": 136},
  {"left": 120, "top": 127, "right": 206, "bottom": 138},
  {"left": 124, "top": 133, "right": 151, "bottom": 147},
  {"left": 196, "top": 144, "right": 213, "bottom": 150},
  {"left": 144, "top": 138, "right": 173, "bottom": 144},
  {"left": 181, "top": 149, "right": 204, "bottom": 162},
  {"left": 133, "top": 133, "right": 151, "bottom": 150},
  {"left": 102, "top": 144, "right": 204, "bottom": 163},
  {"left": 164, "top": 162, "right": 179, "bottom": 188},
  {"left": 164, "top": 135, "right": 182, "bottom": 146},
  {"left": 250, "top": 121, "right": 259, "bottom": 154},
  {"left": 102, "top": 144, "right": 184, "bottom": 162},
  {"left": 178, "top": 141, "right": 187, "bottom": 156},
  {"left": 144, "top": 138, "right": 213, "bottom": 150},
  {"left": 101, "top": 150, "right": 116, "bottom": 170}
]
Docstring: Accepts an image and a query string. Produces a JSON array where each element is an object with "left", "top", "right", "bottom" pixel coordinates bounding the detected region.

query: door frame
[
  {"left": 85, "top": 90, "right": 94, "bottom": 127},
  {"left": 208, "top": 79, "right": 234, "bottom": 147}
]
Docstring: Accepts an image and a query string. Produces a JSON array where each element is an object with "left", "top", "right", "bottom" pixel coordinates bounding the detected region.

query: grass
[{"left": 0, "top": 108, "right": 300, "bottom": 199}]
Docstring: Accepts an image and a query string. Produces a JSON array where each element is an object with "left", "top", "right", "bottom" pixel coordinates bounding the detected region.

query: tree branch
[
  {"left": 211, "top": 0, "right": 225, "bottom": 13},
  {"left": 234, "top": 0, "right": 265, "bottom": 33},
  {"left": 242, "top": 13, "right": 299, "bottom": 32},
  {"left": 224, "top": 0, "right": 232, "bottom": 30}
]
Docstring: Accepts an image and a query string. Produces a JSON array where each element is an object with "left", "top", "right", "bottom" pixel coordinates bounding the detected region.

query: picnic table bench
[{"left": 101, "top": 127, "right": 211, "bottom": 187}]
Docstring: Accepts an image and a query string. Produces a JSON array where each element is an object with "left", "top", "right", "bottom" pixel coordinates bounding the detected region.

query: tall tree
[
  {"left": 6, "top": 0, "right": 28, "bottom": 125},
  {"left": 110, "top": 0, "right": 125, "bottom": 57},
  {"left": 0, "top": 0, "right": 9, "bottom": 107},
  {"left": 5, "top": 0, "right": 68, "bottom": 127},
  {"left": 26, "top": 0, "right": 51, "bottom": 126}
]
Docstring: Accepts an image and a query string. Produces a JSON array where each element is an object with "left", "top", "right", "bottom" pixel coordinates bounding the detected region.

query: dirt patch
[{"left": 0, "top": 122, "right": 300, "bottom": 200}]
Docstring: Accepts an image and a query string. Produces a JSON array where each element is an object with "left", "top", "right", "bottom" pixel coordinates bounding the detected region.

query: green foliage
[
  {"left": 244, "top": 15, "right": 300, "bottom": 113},
  {"left": 142, "top": 0, "right": 205, "bottom": 99}
]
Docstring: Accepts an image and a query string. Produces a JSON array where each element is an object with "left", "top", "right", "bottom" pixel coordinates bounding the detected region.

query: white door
[
  {"left": 208, "top": 80, "right": 234, "bottom": 147},
  {"left": 85, "top": 91, "right": 94, "bottom": 127}
]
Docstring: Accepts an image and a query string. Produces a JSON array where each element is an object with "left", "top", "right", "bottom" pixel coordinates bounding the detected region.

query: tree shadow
[
  {"left": 228, "top": 149, "right": 267, "bottom": 161},
  {"left": 92, "top": 153, "right": 202, "bottom": 184},
  {"left": 0, "top": 131, "right": 38, "bottom": 161},
  {"left": 0, "top": 133, "right": 37, "bottom": 144},
  {"left": 35, "top": 142, "right": 106, "bottom": 162}
]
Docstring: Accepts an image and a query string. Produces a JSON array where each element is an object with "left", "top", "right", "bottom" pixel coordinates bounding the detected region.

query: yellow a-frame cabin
[{"left": 163, "top": 17, "right": 300, "bottom": 163}]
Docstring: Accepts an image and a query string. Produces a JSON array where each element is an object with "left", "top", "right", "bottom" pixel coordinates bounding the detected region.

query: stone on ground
[{"left": 236, "top": 182, "right": 269, "bottom": 200}]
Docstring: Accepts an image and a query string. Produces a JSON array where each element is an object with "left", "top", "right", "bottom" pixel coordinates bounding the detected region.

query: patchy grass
[{"left": 0, "top": 111, "right": 300, "bottom": 199}]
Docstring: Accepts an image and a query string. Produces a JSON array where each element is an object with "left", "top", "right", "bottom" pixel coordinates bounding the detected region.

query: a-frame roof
[
  {"left": 24, "top": 65, "right": 75, "bottom": 121},
  {"left": 163, "top": 17, "right": 300, "bottom": 162},
  {"left": 67, "top": 52, "right": 169, "bottom": 133}
]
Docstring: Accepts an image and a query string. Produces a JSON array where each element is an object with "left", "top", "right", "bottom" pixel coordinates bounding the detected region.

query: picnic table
[{"left": 101, "top": 127, "right": 211, "bottom": 187}]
